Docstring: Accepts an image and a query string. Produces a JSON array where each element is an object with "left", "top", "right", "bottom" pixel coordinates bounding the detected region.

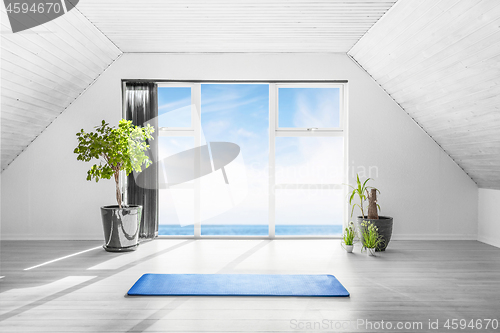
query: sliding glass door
[{"left": 158, "top": 82, "right": 346, "bottom": 237}]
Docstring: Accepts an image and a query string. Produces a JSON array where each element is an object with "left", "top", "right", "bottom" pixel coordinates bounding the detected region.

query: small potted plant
[
  {"left": 360, "top": 220, "right": 383, "bottom": 256},
  {"left": 74, "top": 119, "right": 154, "bottom": 252},
  {"left": 346, "top": 174, "right": 393, "bottom": 251},
  {"left": 341, "top": 221, "right": 356, "bottom": 253}
]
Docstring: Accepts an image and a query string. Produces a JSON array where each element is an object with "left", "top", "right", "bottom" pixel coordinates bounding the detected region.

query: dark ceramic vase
[
  {"left": 357, "top": 216, "right": 393, "bottom": 251},
  {"left": 100, "top": 205, "right": 142, "bottom": 252}
]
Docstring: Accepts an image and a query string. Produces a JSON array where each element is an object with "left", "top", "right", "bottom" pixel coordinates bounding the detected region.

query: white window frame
[
  {"left": 158, "top": 83, "right": 202, "bottom": 237},
  {"left": 269, "top": 83, "right": 348, "bottom": 238},
  {"left": 158, "top": 81, "right": 348, "bottom": 239}
]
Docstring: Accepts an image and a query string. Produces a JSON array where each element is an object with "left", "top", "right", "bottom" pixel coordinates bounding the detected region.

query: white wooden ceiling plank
[
  {"left": 396, "top": 81, "right": 500, "bottom": 117},
  {"left": 467, "top": 172, "right": 500, "bottom": 179},
  {"left": 356, "top": 0, "right": 470, "bottom": 69},
  {"left": 101, "top": 32, "right": 368, "bottom": 37},
  {"left": 84, "top": 12, "right": 390, "bottom": 17},
  {"left": 431, "top": 128, "right": 500, "bottom": 142},
  {"left": 79, "top": 1, "right": 396, "bottom": 8},
  {"left": 1, "top": 124, "right": 43, "bottom": 139},
  {"left": 463, "top": 171, "right": 500, "bottom": 178},
  {"left": 454, "top": 150, "right": 500, "bottom": 159},
  {"left": 3, "top": 34, "right": 103, "bottom": 82},
  {"left": 1, "top": 96, "right": 61, "bottom": 117},
  {"left": 1, "top": 147, "right": 27, "bottom": 155},
  {"left": 1, "top": 67, "right": 75, "bottom": 99},
  {"left": 0, "top": 116, "right": 47, "bottom": 132},
  {"left": 2, "top": 85, "right": 67, "bottom": 111},
  {"left": 378, "top": 20, "right": 500, "bottom": 88},
  {"left": 79, "top": 0, "right": 396, "bottom": 4},
  {"left": 94, "top": 23, "right": 377, "bottom": 29},
  {"left": 2, "top": 77, "right": 74, "bottom": 108},
  {"left": 0, "top": 140, "right": 30, "bottom": 151},
  {"left": 1, "top": 129, "right": 42, "bottom": 142},
  {"left": 0, "top": 53, "right": 86, "bottom": 93},
  {"left": 391, "top": 63, "right": 500, "bottom": 106},
  {"left": 1, "top": 28, "right": 107, "bottom": 80},
  {"left": 77, "top": 0, "right": 395, "bottom": 53},
  {"left": 62, "top": 9, "right": 122, "bottom": 57},
  {"left": 428, "top": 121, "right": 500, "bottom": 138},
  {"left": 350, "top": 0, "right": 500, "bottom": 187},
  {"left": 444, "top": 140, "right": 500, "bottom": 150},
  {"left": 349, "top": 0, "right": 448, "bottom": 63},
  {"left": 1, "top": 70, "right": 76, "bottom": 102},
  {"left": 382, "top": 43, "right": 500, "bottom": 99},
  {"left": 413, "top": 107, "right": 499, "bottom": 130},
  {"left": 372, "top": 9, "right": 500, "bottom": 85},
  {"left": 37, "top": 17, "right": 118, "bottom": 71},
  {"left": 420, "top": 113, "right": 500, "bottom": 133},
  {"left": 121, "top": 45, "right": 356, "bottom": 53},
  {"left": 396, "top": 56, "right": 500, "bottom": 107},
  {"left": 99, "top": 27, "right": 373, "bottom": 33},
  {"left": 448, "top": 146, "right": 500, "bottom": 157},
  {"left": 361, "top": 0, "right": 492, "bottom": 74},
  {"left": 408, "top": 81, "right": 500, "bottom": 114},
  {"left": 93, "top": 1, "right": 397, "bottom": 4},
  {"left": 1, "top": 106, "right": 55, "bottom": 125},
  {"left": 438, "top": 133, "right": 500, "bottom": 146},
  {"left": 475, "top": 182, "right": 500, "bottom": 190},
  {"left": 1, "top": 39, "right": 93, "bottom": 88},
  {"left": 414, "top": 100, "right": 500, "bottom": 124}
]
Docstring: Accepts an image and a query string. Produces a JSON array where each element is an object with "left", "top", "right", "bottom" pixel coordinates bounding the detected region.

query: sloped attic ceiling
[
  {"left": 349, "top": 0, "right": 500, "bottom": 189},
  {"left": 0, "top": 5, "right": 122, "bottom": 171},
  {"left": 1, "top": 0, "right": 396, "bottom": 172},
  {"left": 2, "top": 0, "right": 499, "bottom": 191}
]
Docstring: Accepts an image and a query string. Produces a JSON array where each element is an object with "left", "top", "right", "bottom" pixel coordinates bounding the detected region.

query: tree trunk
[
  {"left": 114, "top": 171, "right": 122, "bottom": 209},
  {"left": 367, "top": 188, "right": 379, "bottom": 219}
]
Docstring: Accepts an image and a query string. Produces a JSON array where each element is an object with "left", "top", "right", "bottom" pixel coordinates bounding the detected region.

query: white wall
[
  {"left": 478, "top": 189, "right": 500, "bottom": 248},
  {"left": 1, "top": 53, "right": 478, "bottom": 240}
]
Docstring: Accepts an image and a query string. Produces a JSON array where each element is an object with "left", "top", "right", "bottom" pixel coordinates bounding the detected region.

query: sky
[{"left": 157, "top": 84, "right": 344, "bottom": 229}]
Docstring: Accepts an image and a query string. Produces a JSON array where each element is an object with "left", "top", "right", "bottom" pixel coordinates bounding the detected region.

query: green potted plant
[
  {"left": 341, "top": 221, "right": 356, "bottom": 253},
  {"left": 360, "top": 220, "right": 383, "bottom": 256},
  {"left": 346, "top": 174, "right": 393, "bottom": 251},
  {"left": 74, "top": 119, "right": 154, "bottom": 252}
]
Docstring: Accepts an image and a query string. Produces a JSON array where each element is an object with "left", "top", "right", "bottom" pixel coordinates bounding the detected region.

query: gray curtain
[{"left": 124, "top": 82, "right": 159, "bottom": 239}]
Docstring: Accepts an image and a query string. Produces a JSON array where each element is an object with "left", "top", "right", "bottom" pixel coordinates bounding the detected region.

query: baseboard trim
[
  {"left": 392, "top": 234, "right": 477, "bottom": 241},
  {"left": 0, "top": 234, "right": 102, "bottom": 241},
  {"left": 2, "top": 233, "right": 479, "bottom": 242},
  {"left": 477, "top": 235, "right": 500, "bottom": 249}
]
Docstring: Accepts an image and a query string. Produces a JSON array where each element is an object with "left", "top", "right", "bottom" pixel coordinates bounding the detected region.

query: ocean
[{"left": 158, "top": 224, "right": 343, "bottom": 236}]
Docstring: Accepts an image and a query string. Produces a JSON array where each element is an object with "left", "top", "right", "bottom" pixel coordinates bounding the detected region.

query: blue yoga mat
[{"left": 127, "top": 274, "right": 349, "bottom": 297}]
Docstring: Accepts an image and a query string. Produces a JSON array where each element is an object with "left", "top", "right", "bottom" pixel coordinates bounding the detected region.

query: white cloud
[{"left": 159, "top": 97, "right": 191, "bottom": 111}]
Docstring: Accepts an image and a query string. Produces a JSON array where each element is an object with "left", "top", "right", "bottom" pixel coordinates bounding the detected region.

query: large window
[
  {"left": 271, "top": 84, "right": 345, "bottom": 236},
  {"left": 158, "top": 82, "right": 346, "bottom": 237}
]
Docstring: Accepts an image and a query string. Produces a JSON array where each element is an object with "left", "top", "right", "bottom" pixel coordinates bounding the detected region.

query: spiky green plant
[
  {"left": 360, "top": 220, "right": 384, "bottom": 250},
  {"left": 342, "top": 221, "right": 356, "bottom": 246},
  {"left": 346, "top": 174, "right": 380, "bottom": 218}
]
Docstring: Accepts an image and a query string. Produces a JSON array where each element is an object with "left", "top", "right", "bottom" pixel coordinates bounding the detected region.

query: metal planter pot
[
  {"left": 357, "top": 216, "right": 394, "bottom": 251},
  {"left": 100, "top": 205, "right": 142, "bottom": 252}
]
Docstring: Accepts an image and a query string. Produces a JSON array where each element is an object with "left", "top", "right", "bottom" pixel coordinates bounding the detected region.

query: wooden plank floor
[{"left": 0, "top": 239, "right": 499, "bottom": 332}]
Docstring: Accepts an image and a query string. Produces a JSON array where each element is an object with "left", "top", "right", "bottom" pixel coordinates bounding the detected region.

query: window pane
[
  {"left": 278, "top": 87, "right": 340, "bottom": 128},
  {"left": 275, "top": 189, "right": 343, "bottom": 236},
  {"left": 275, "top": 137, "right": 344, "bottom": 184},
  {"left": 159, "top": 137, "right": 195, "bottom": 235},
  {"left": 158, "top": 87, "right": 191, "bottom": 128},
  {"left": 200, "top": 84, "right": 269, "bottom": 236}
]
